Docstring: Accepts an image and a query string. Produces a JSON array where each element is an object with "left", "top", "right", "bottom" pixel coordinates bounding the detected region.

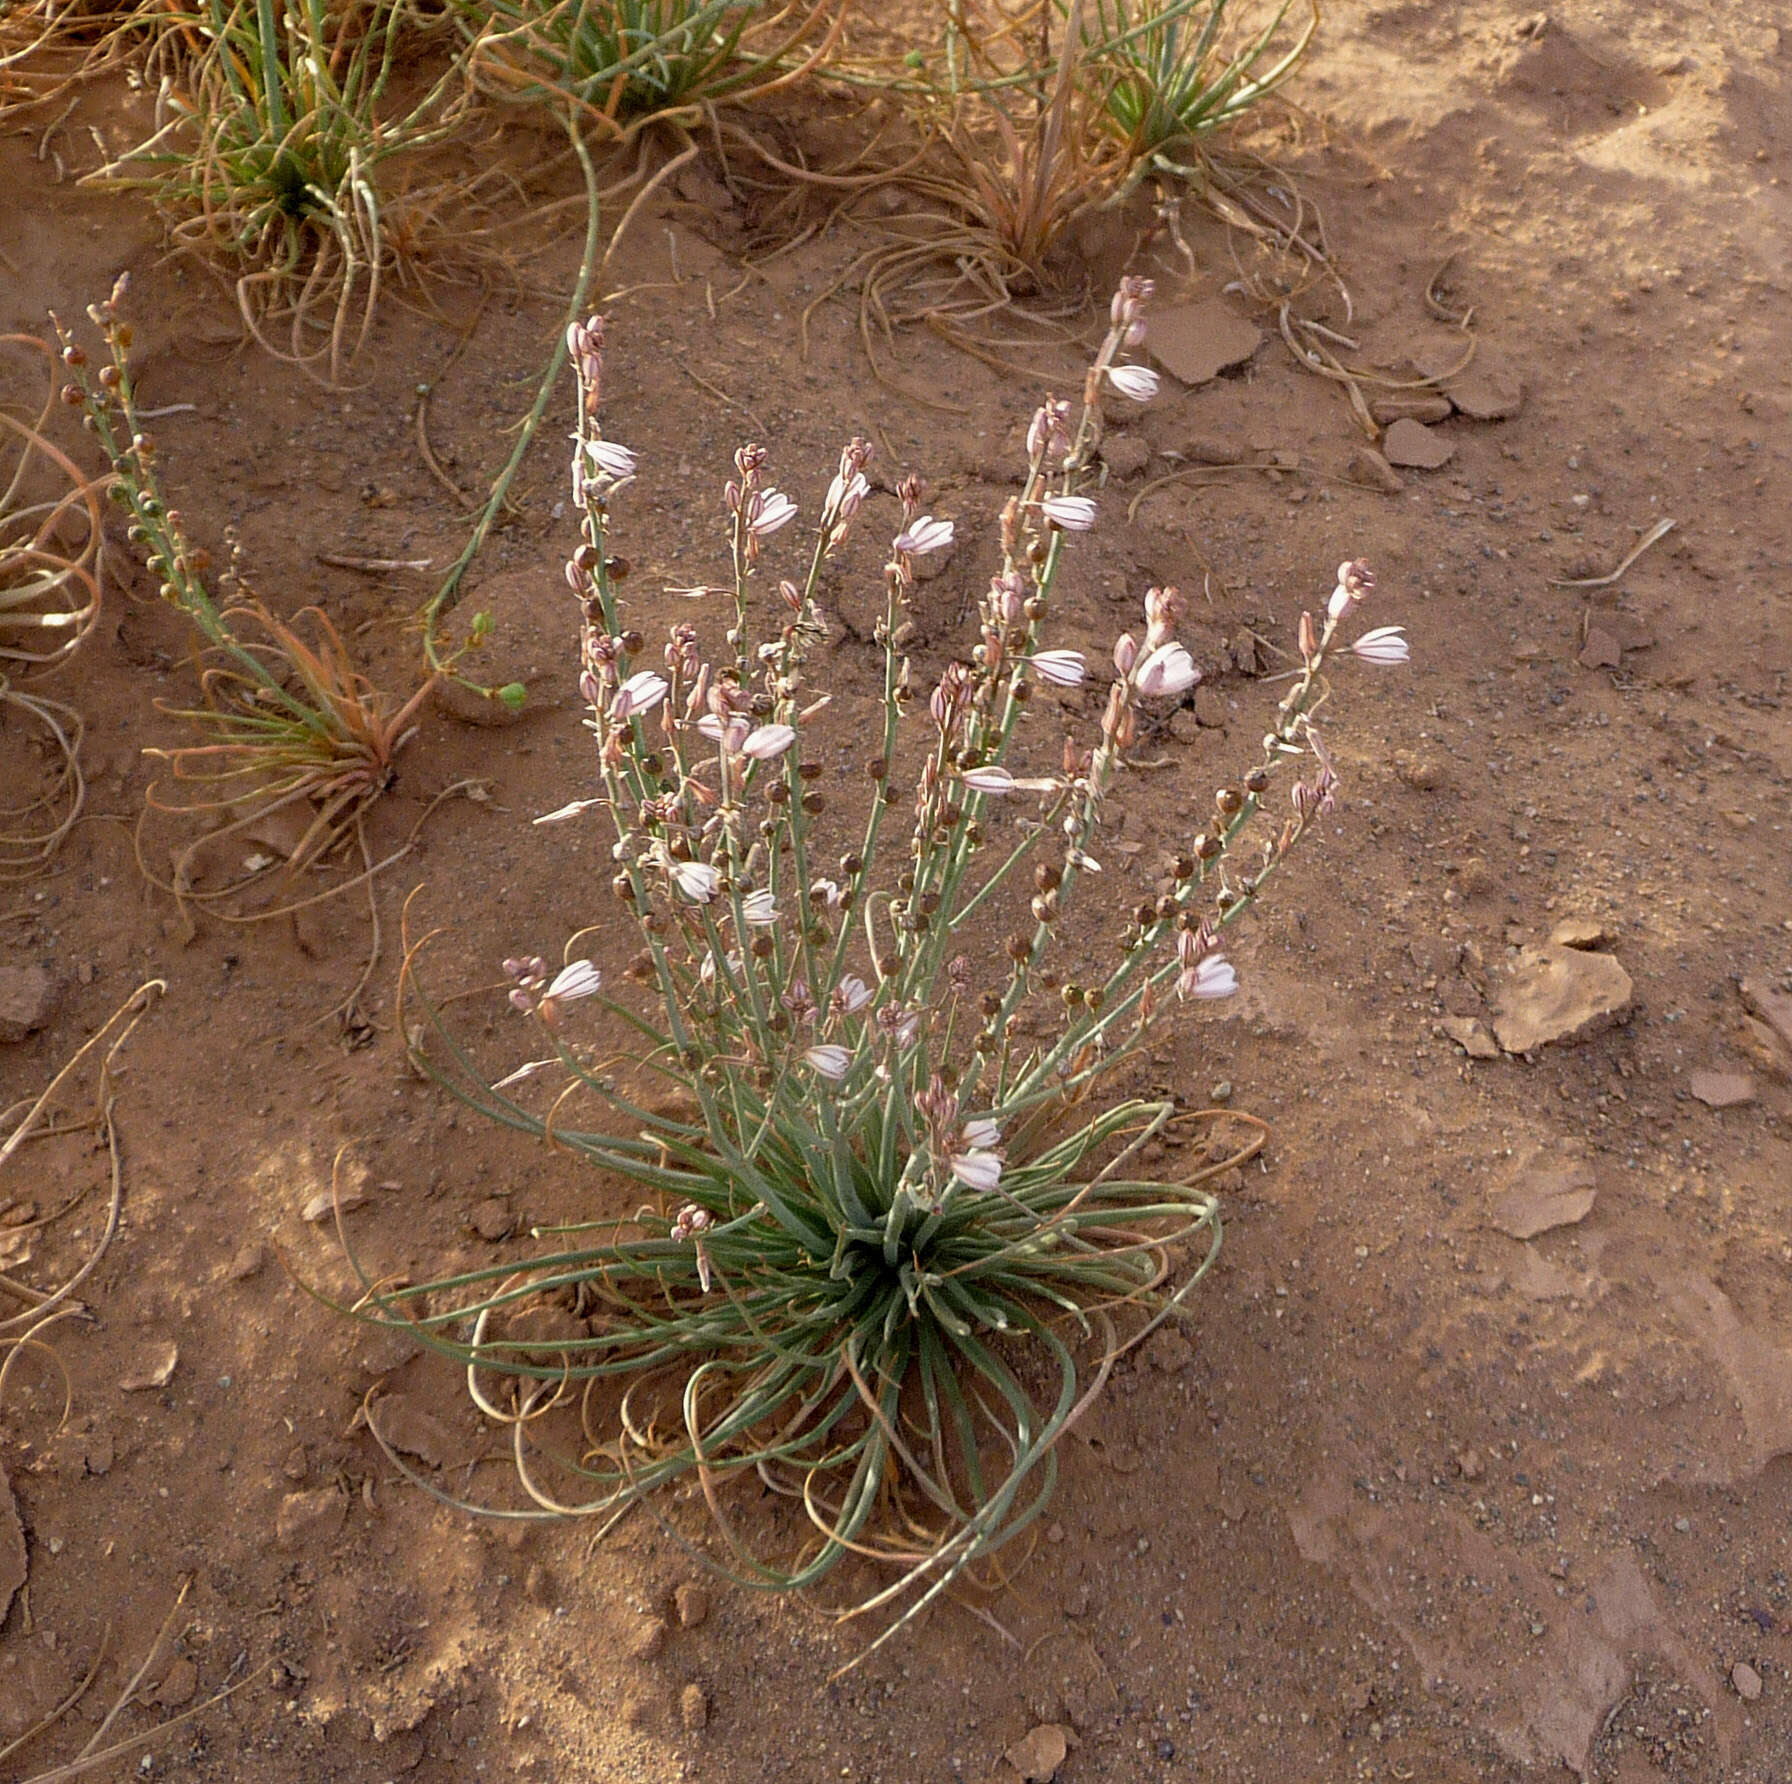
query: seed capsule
[
  {"left": 801, "top": 791, "right": 824, "bottom": 815},
  {"left": 1244, "top": 767, "right": 1270, "bottom": 794},
  {"left": 1215, "top": 787, "right": 1244, "bottom": 816},
  {"left": 1195, "top": 832, "right": 1223, "bottom": 861},
  {"left": 1035, "top": 863, "right": 1062, "bottom": 892},
  {"left": 1006, "top": 935, "right": 1032, "bottom": 963}
]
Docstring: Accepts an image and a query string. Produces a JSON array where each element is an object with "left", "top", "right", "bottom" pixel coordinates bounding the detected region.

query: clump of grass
[
  {"left": 449, "top": 0, "right": 851, "bottom": 135},
  {"left": 354, "top": 278, "right": 1410, "bottom": 1659},
  {"left": 1090, "top": 0, "right": 1318, "bottom": 190},
  {"left": 86, "top": 0, "right": 471, "bottom": 383},
  {"left": 54, "top": 276, "right": 463, "bottom": 935},
  {"left": 2, "top": 332, "right": 101, "bottom": 880},
  {"left": 796, "top": 0, "right": 1319, "bottom": 392}
]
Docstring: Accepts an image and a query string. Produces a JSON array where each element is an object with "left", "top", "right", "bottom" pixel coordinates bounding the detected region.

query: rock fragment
[
  {"left": 1148, "top": 300, "right": 1261, "bottom": 385},
  {"left": 1488, "top": 1155, "right": 1597, "bottom": 1239},
  {"left": 1347, "top": 445, "right": 1405, "bottom": 493},
  {"left": 1732, "top": 1661, "right": 1763, "bottom": 1701},
  {"left": 1381, "top": 418, "right": 1455, "bottom": 469},
  {"left": 1490, "top": 944, "right": 1633, "bottom": 1052},
  {"left": 0, "top": 965, "right": 56, "bottom": 1044},
  {"left": 674, "top": 1581, "right": 710, "bottom": 1629},
  {"left": 1688, "top": 1069, "right": 1755, "bottom": 1109},
  {"left": 1005, "top": 1723, "right": 1071, "bottom": 1781},
  {"left": 1441, "top": 1016, "right": 1501, "bottom": 1060}
]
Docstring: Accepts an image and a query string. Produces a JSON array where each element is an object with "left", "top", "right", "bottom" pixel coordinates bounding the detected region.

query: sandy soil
[{"left": 3, "top": 2, "right": 1790, "bottom": 1780}]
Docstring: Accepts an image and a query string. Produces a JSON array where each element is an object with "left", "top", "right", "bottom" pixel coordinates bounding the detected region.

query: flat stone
[
  {"left": 674, "top": 1581, "right": 710, "bottom": 1629},
  {"left": 1148, "top": 300, "right": 1261, "bottom": 386},
  {"left": 1491, "top": 944, "right": 1633, "bottom": 1052},
  {"left": 1381, "top": 418, "right": 1455, "bottom": 469},
  {"left": 1488, "top": 1154, "right": 1598, "bottom": 1239},
  {"left": 1371, "top": 394, "right": 1453, "bottom": 426},
  {"left": 1441, "top": 1016, "right": 1501, "bottom": 1060},
  {"left": 1578, "top": 625, "right": 1623, "bottom": 670},
  {"left": 0, "top": 965, "right": 56, "bottom": 1044},
  {"left": 1549, "top": 917, "right": 1613, "bottom": 950},
  {"left": 1192, "top": 687, "right": 1229, "bottom": 729},
  {"left": 1348, "top": 445, "right": 1405, "bottom": 493},
  {"left": 119, "top": 1342, "right": 179, "bottom": 1392},
  {"left": 1732, "top": 1661, "right": 1763, "bottom": 1701},
  {"left": 276, "top": 1486, "right": 348, "bottom": 1549},
  {"left": 1445, "top": 358, "right": 1526, "bottom": 421},
  {"left": 1688, "top": 1068, "right": 1755, "bottom": 1109},
  {"left": 629, "top": 1617, "right": 668, "bottom": 1661}
]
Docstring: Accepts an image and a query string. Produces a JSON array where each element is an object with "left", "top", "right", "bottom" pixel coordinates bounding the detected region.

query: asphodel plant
[{"left": 376, "top": 277, "right": 1408, "bottom": 1661}]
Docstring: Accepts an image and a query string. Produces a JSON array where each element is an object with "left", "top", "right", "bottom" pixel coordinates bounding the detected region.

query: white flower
[
  {"left": 893, "top": 515, "right": 955, "bottom": 556},
  {"left": 697, "top": 711, "right": 751, "bottom": 753},
  {"left": 1025, "top": 650, "right": 1087, "bottom": 688},
  {"left": 961, "top": 764, "right": 1017, "bottom": 795},
  {"left": 543, "top": 960, "right": 602, "bottom": 1003},
  {"left": 584, "top": 438, "right": 638, "bottom": 480},
  {"left": 748, "top": 490, "right": 798, "bottom": 538},
  {"left": 949, "top": 1150, "right": 1004, "bottom": 1192},
  {"left": 1351, "top": 625, "right": 1410, "bottom": 666},
  {"left": 740, "top": 723, "right": 796, "bottom": 760},
  {"left": 824, "top": 468, "right": 869, "bottom": 521},
  {"left": 740, "top": 889, "right": 779, "bottom": 925},
  {"left": 961, "top": 1117, "right": 1001, "bottom": 1151},
  {"left": 1177, "top": 953, "right": 1238, "bottom": 1000},
  {"left": 1105, "top": 364, "right": 1160, "bottom": 402},
  {"left": 833, "top": 974, "right": 872, "bottom": 1015},
  {"left": 1132, "top": 641, "right": 1200, "bottom": 698},
  {"left": 1067, "top": 849, "right": 1101, "bottom": 873},
  {"left": 670, "top": 859, "right": 719, "bottom": 903},
  {"left": 808, "top": 878, "right": 843, "bottom": 909},
  {"left": 805, "top": 1044, "right": 851, "bottom": 1081},
  {"left": 1040, "top": 494, "right": 1097, "bottom": 531},
  {"left": 532, "top": 798, "right": 604, "bottom": 825},
  {"left": 1326, "top": 583, "right": 1357, "bottom": 623},
  {"left": 611, "top": 669, "right": 667, "bottom": 719}
]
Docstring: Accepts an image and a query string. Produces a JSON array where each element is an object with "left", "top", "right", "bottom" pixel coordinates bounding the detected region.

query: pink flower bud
[{"left": 1113, "top": 632, "right": 1138, "bottom": 675}]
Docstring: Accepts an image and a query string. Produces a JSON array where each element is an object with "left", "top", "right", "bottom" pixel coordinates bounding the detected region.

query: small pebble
[
  {"left": 1732, "top": 1661, "right": 1762, "bottom": 1701},
  {"left": 1209, "top": 1080, "right": 1233, "bottom": 1105},
  {"left": 674, "top": 1581, "right": 710, "bottom": 1629},
  {"left": 629, "top": 1617, "right": 668, "bottom": 1662}
]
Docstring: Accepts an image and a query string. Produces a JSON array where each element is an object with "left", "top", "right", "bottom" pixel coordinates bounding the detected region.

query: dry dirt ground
[{"left": 3, "top": 1, "right": 1791, "bottom": 1780}]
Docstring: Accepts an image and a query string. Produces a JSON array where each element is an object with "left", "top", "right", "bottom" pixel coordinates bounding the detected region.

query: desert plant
[
  {"left": 85, "top": 0, "right": 471, "bottom": 382},
  {"left": 53, "top": 276, "right": 458, "bottom": 926},
  {"left": 366, "top": 278, "right": 1407, "bottom": 1658},
  {"left": 2, "top": 332, "right": 102, "bottom": 879},
  {"left": 1089, "top": 0, "right": 1317, "bottom": 185},
  {"left": 448, "top": 0, "right": 850, "bottom": 131}
]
